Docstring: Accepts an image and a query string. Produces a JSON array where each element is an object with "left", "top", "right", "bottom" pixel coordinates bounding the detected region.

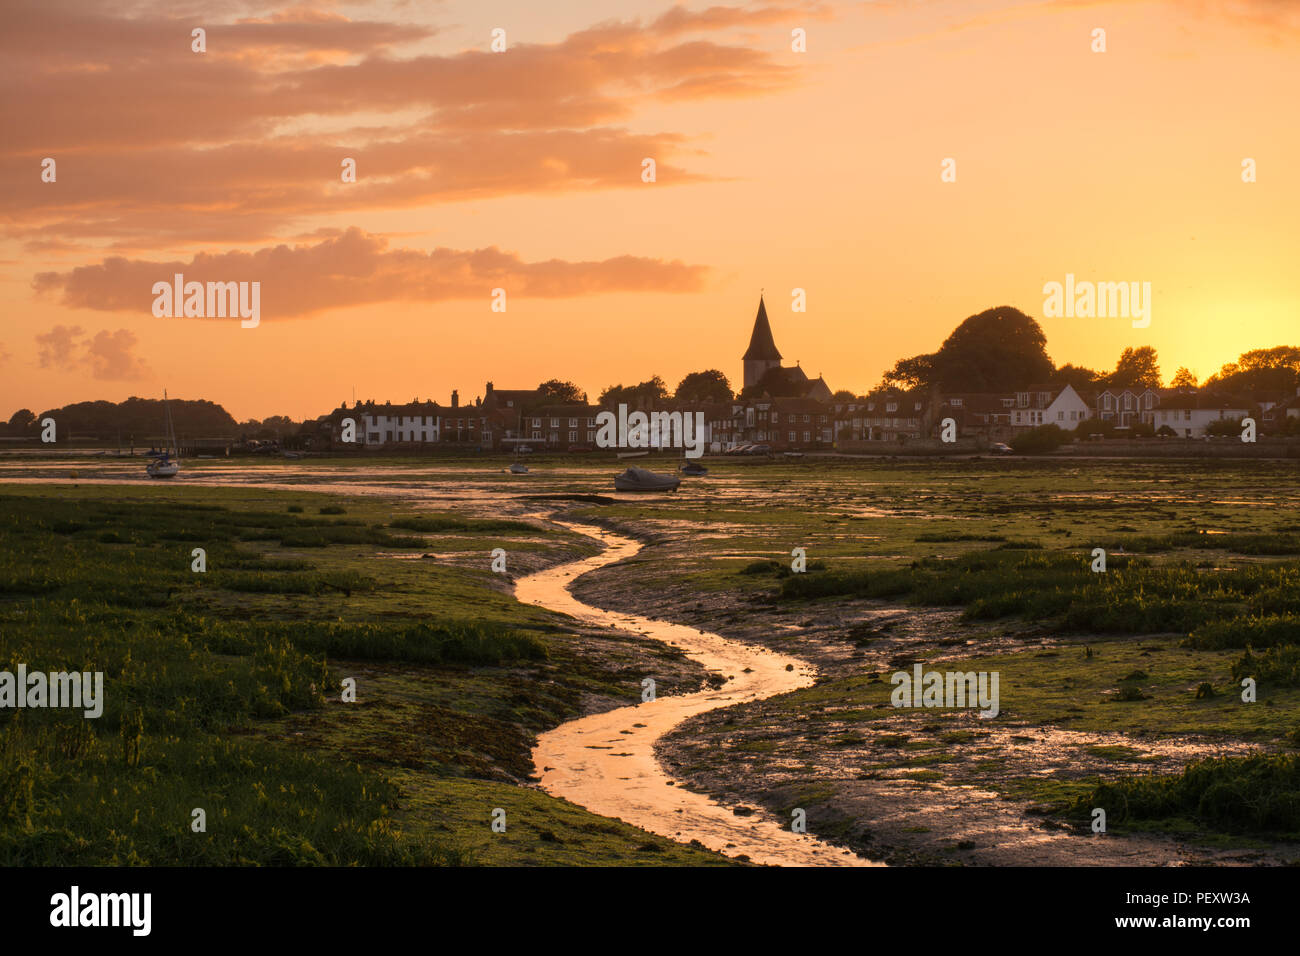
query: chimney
[
  {"left": 486, "top": 381, "right": 494, "bottom": 395},
  {"left": 451, "top": 389, "right": 459, "bottom": 408}
]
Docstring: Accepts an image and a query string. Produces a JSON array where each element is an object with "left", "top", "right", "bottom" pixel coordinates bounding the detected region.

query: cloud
[
  {"left": 33, "top": 227, "right": 709, "bottom": 319},
  {"left": 35, "top": 324, "right": 84, "bottom": 369},
  {"left": 84, "top": 328, "right": 151, "bottom": 380},
  {"left": 0, "top": 1, "right": 807, "bottom": 247},
  {"left": 32, "top": 323, "right": 150, "bottom": 379}
]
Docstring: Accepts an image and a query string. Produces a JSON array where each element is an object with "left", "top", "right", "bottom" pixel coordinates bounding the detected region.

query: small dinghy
[
  {"left": 614, "top": 466, "right": 680, "bottom": 492},
  {"left": 680, "top": 462, "right": 708, "bottom": 477},
  {"left": 509, "top": 462, "right": 529, "bottom": 474}
]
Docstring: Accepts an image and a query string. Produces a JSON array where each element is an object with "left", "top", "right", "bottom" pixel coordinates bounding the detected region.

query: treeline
[
  {"left": 2, "top": 397, "right": 240, "bottom": 441},
  {"left": 879, "top": 306, "right": 1300, "bottom": 398}
]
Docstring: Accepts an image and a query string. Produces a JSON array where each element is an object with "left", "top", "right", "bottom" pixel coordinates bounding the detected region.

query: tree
[
  {"left": 674, "top": 369, "right": 733, "bottom": 404},
  {"left": 881, "top": 306, "right": 1053, "bottom": 392},
  {"left": 1107, "top": 346, "right": 1161, "bottom": 390},
  {"left": 1050, "top": 363, "right": 1103, "bottom": 392},
  {"left": 599, "top": 376, "right": 668, "bottom": 408},
  {"left": 7, "top": 408, "right": 35, "bottom": 430},
  {"left": 832, "top": 389, "right": 857, "bottom": 402},
  {"left": 1170, "top": 367, "right": 1198, "bottom": 389},
  {"left": 1202, "top": 346, "right": 1300, "bottom": 398},
  {"left": 538, "top": 379, "right": 586, "bottom": 404}
]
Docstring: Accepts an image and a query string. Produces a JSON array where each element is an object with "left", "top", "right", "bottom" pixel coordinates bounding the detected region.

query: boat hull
[{"left": 614, "top": 467, "right": 680, "bottom": 491}]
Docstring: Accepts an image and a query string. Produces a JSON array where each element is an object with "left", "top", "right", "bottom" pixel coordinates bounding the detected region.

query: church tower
[{"left": 742, "top": 295, "right": 783, "bottom": 390}]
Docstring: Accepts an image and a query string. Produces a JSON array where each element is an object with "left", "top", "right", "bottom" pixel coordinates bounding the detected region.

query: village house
[
  {"left": 526, "top": 403, "right": 602, "bottom": 449},
  {"left": 935, "top": 393, "right": 1015, "bottom": 440},
  {"left": 1153, "top": 394, "right": 1252, "bottom": 437},
  {"left": 1096, "top": 387, "right": 1160, "bottom": 427},
  {"left": 1009, "top": 384, "right": 1091, "bottom": 431},
  {"left": 857, "top": 390, "right": 930, "bottom": 442}
]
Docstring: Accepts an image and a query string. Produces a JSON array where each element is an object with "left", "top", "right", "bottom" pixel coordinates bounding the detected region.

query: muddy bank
[{"left": 558, "top": 516, "right": 1298, "bottom": 865}]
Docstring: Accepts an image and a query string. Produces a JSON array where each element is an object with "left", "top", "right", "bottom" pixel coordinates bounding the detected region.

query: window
[
  {"left": 568, "top": 418, "right": 578, "bottom": 428},
  {"left": 788, "top": 431, "right": 795, "bottom": 442},
  {"left": 886, "top": 403, "right": 897, "bottom": 413},
  {"left": 802, "top": 414, "right": 810, "bottom": 423},
  {"left": 950, "top": 398, "right": 963, "bottom": 408},
  {"left": 568, "top": 431, "right": 577, "bottom": 442},
  {"left": 1184, "top": 410, "right": 1191, "bottom": 421},
  {"left": 531, "top": 430, "right": 541, "bottom": 440},
  {"left": 1058, "top": 411, "right": 1064, "bottom": 420},
  {"left": 771, "top": 412, "right": 779, "bottom": 423},
  {"left": 586, "top": 418, "right": 595, "bottom": 427},
  {"left": 532, "top": 418, "right": 541, "bottom": 428},
  {"left": 803, "top": 431, "right": 811, "bottom": 442}
]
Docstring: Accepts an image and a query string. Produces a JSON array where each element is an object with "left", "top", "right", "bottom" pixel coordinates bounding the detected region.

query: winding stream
[{"left": 518, "top": 521, "right": 878, "bottom": 867}]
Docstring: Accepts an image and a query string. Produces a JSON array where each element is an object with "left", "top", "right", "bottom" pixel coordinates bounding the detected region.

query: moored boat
[
  {"left": 614, "top": 466, "right": 680, "bottom": 492},
  {"left": 146, "top": 390, "right": 181, "bottom": 479}
]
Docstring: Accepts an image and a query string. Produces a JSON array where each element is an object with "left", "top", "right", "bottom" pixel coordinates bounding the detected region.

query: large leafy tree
[
  {"left": 1203, "top": 346, "right": 1300, "bottom": 397},
  {"left": 1050, "top": 363, "right": 1103, "bottom": 392},
  {"left": 674, "top": 369, "right": 733, "bottom": 403},
  {"left": 880, "top": 306, "right": 1053, "bottom": 392},
  {"left": 1107, "top": 346, "right": 1161, "bottom": 390}
]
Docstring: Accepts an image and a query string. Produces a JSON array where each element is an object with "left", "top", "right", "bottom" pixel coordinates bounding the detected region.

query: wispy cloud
[
  {"left": 33, "top": 228, "right": 708, "bottom": 319},
  {"left": 1, "top": 2, "right": 814, "bottom": 249}
]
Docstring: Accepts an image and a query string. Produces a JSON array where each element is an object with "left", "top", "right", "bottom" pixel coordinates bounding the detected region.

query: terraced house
[{"left": 1095, "top": 387, "right": 1160, "bottom": 427}]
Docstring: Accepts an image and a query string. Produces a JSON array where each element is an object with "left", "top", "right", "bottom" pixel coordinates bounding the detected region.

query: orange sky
[{"left": 2, "top": 0, "right": 1297, "bottom": 421}]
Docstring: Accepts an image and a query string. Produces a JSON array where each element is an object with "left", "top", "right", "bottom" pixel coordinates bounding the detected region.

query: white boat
[
  {"left": 614, "top": 466, "right": 680, "bottom": 492},
  {"left": 146, "top": 390, "right": 180, "bottom": 479},
  {"left": 509, "top": 462, "right": 529, "bottom": 474}
]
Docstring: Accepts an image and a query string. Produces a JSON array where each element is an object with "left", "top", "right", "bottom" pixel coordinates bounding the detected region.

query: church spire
[{"left": 742, "top": 295, "right": 782, "bottom": 362}]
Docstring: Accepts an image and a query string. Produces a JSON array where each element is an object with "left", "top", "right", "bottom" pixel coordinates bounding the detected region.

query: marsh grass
[
  {"left": 1074, "top": 753, "right": 1300, "bottom": 836},
  {"left": 0, "top": 489, "right": 633, "bottom": 865}
]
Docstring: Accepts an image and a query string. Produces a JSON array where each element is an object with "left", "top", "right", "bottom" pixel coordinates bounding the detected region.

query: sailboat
[{"left": 146, "top": 390, "right": 180, "bottom": 479}]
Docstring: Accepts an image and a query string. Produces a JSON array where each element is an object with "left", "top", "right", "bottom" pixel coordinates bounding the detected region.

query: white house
[
  {"left": 357, "top": 402, "right": 441, "bottom": 446},
  {"left": 1010, "top": 384, "right": 1090, "bottom": 431},
  {"left": 1153, "top": 395, "right": 1250, "bottom": 438}
]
